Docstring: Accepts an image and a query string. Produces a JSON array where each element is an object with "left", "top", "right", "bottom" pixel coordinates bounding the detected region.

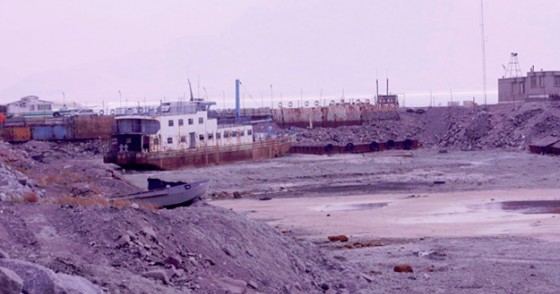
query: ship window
[
  {"left": 30, "top": 105, "right": 35, "bottom": 111},
  {"left": 232, "top": 131, "right": 238, "bottom": 137},
  {"left": 167, "top": 137, "right": 173, "bottom": 144},
  {"left": 188, "top": 118, "right": 193, "bottom": 125},
  {"left": 240, "top": 130, "right": 245, "bottom": 137},
  {"left": 208, "top": 133, "right": 214, "bottom": 140},
  {"left": 224, "top": 131, "right": 229, "bottom": 138},
  {"left": 154, "top": 138, "right": 159, "bottom": 145},
  {"left": 247, "top": 130, "right": 252, "bottom": 136},
  {"left": 168, "top": 120, "right": 174, "bottom": 127},
  {"left": 555, "top": 76, "right": 560, "bottom": 87},
  {"left": 199, "top": 134, "right": 205, "bottom": 140},
  {"left": 180, "top": 136, "right": 186, "bottom": 143},
  {"left": 198, "top": 117, "right": 204, "bottom": 124},
  {"left": 216, "top": 132, "right": 221, "bottom": 139},
  {"left": 178, "top": 119, "right": 184, "bottom": 126}
]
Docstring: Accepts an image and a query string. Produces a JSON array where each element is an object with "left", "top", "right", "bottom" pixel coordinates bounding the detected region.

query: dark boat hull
[
  {"left": 104, "top": 137, "right": 292, "bottom": 170},
  {"left": 113, "top": 179, "right": 210, "bottom": 208}
]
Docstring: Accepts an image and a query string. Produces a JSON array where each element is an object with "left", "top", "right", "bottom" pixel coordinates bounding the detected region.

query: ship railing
[{"left": 136, "top": 135, "right": 293, "bottom": 159}]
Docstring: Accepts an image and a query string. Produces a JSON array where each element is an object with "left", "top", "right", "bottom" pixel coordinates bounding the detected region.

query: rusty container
[
  {"left": 73, "top": 116, "right": 115, "bottom": 140},
  {"left": 1, "top": 126, "right": 31, "bottom": 142}
]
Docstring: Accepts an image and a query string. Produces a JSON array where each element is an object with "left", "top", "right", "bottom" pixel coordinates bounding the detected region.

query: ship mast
[{"left": 188, "top": 79, "right": 194, "bottom": 102}]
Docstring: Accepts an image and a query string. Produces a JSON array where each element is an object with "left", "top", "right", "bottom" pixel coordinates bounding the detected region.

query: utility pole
[
  {"left": 235, "top": 79, "right": 241, "bottom": 121},
  {"left": 480, "top": 0, "right": 488, "bottom": 106},
  {"left": 270, "top": 84, "right": 274, "bottom": 109},
  {"left": 118, "top": 90, "right": 122, "bottom": 109},
  {"left": 430, "top": 90, "right": 433, "bottom": 107}
]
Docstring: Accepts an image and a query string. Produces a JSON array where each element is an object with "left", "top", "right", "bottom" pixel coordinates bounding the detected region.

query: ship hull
[{"left": 104, "top": 137, "right": 292, "bottom": 170}]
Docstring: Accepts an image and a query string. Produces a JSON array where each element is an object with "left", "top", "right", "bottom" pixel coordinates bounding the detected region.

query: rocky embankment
[
  {"left": 0, "top": 140, "right": 369, "bottom": 293},
  {"left": 294, "top": 102, "right": 560, "bottom": 150}
]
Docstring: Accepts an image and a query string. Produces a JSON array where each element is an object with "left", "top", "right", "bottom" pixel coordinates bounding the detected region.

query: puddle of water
[
  {"left": 499, "top": 200, "right": 560, "bottom": 214},
  {"left": 322, "top": 202, "right": 388, "bottom": 212}
]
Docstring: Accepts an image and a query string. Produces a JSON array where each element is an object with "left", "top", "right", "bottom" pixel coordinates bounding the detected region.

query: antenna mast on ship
[{"left": 188, "top": 79, "right": 195, "bottom": 102}]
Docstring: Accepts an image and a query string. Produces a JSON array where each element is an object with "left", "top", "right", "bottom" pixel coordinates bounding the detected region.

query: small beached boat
[{"left": 113, "top": 178, "right": 210, "bottom": 208}]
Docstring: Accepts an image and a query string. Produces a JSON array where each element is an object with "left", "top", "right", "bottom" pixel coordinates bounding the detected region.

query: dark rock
[
  {"left": 328, "top": 235, "right": 349, "bottom": 242},
  {"left": 394, "top": 264, "right": 414, "bottom": 273},
  {"left": 247, "top": 280, "right": 258, "bottom": 290},
  {"left": 163, "top": 256, "right": 182, "bottom": 269},
  {"left": 0, "top": 266, "right": 23, "bottom": 294}
]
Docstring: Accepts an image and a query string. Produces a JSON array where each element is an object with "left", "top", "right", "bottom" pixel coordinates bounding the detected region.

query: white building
[
  {"left": 6, "top": 96, "right": 59, "bottom": 116},
  {"left": 498, "top": 68, "right": 560, "bottom": 103}
]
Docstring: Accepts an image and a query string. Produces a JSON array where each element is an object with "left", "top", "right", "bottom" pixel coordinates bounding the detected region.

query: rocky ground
[
  {"left": 0, "top": 141, "right": 370, "bottom": 293},
  {"left": 0, "top": 102, "right": 560, "bottom": 293}
]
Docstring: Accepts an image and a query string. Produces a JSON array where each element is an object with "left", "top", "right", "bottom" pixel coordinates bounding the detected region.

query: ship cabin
[{"left": 110, "top": 101, "right": 254, "bottom": 154}]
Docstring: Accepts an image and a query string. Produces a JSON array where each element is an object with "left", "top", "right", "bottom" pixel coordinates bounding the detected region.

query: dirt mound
[
  {"left": 0, "top": 139, "right": 371, "bottom": 292},
  {"left": 0, "top": 202, "right": 368, "bottom": 293}
]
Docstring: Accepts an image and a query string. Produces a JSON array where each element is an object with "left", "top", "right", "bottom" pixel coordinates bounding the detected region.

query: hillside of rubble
[
  {"left": 294, "top": 102, "right": 560, "bottom": 151},
  {"left": 0, "top": 140, "right": 371, "bottom": 293}
]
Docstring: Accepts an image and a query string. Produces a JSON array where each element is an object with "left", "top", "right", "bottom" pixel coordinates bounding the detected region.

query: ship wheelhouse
[{"left": 112, "top": 117, "right": 160, "bottom": 153}]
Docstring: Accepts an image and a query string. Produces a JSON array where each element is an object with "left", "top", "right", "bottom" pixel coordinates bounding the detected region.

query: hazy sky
[{"left": 1, "top": 0, "right": 559, "bottom": 108}]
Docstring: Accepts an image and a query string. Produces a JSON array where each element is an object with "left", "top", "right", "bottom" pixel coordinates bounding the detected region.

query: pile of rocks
[
  {"left": 0, "top": 140, "right": 44, "bottom": 201},
  {"left": 0, "top": 140, "right": 140, "bottom": 199},
  {"left": 0, "top": 200, "right": 370, "bottom": 293},
  {"left": 0, "top": 255, "right": 102, "bottom": 294},
  {"left": 0, "top": 138, "right": 372, "bottom": 292},
  {"left": 292, "top": 102, "right": 560, "bottom": 151}
]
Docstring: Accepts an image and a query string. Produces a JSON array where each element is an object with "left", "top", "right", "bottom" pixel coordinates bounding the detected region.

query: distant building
[
  {"left": 6, "top": 96, "right": 58, "bottom": 116},
  {"left": 498, "top": 68, "right": 560, "bottom": 103},
  {"left": 462, "top": 100, "right": 477, "bottom": 108},
  {"left": 447, "top": 101, "right": 460, "bottom": 107},
  {"left": 376, "top": 94, "right": 399, "bottom": 107}
]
